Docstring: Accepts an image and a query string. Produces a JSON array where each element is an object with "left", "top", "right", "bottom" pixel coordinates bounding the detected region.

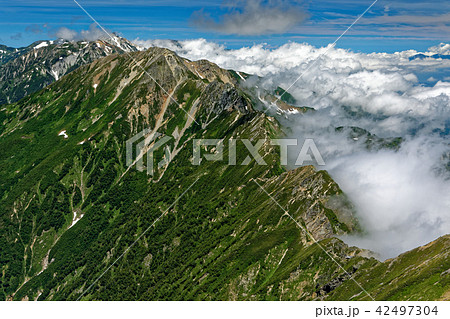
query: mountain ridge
[
  {"left": 0, "top": 36, "right": 138, "bottom": 105},
  {"left": 0, "top": 44, "right": 448, "bottom": 301}
]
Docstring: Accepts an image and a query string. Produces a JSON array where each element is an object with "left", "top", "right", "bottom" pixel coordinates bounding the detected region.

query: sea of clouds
[{"left": 135, "top": 38, "right": 450, "bottom": 260}]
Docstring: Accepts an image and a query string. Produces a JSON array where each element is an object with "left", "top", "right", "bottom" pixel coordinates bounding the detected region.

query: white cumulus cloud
[
  {"left": 190, "top": 0, "right": 308, "bottom": 35},
  {"left": 54, "top": 24, "right": 107, "bottom": 42}
]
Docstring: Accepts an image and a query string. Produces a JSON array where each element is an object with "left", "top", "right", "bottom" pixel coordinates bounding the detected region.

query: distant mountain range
[
  {"left": 0, "top": 44, "right": 32, "bottom": 66},
  {"left": 409, "top": 53, "right": 450, "bottom": 61},
  {"left": 0, "top": 36, "right": 138, "bottom": 105},
  {"left": 0, "top": 37, "right": 448, "bottom": 301}
]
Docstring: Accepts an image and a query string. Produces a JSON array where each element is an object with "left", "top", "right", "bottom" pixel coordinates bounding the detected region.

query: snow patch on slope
[{"left": 34, "top": 42, "right": 48, "bottom": 49}]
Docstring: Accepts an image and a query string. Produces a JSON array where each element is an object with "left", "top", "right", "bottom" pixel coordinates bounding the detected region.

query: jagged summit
[{"left": 0, "top": 36, "right": 139, "bottom": 104}]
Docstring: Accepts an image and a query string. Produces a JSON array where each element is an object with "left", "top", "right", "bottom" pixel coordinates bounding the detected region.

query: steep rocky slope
[
  {"left": 0, "top": 44, "right": 31, "bottom": 66},
  {"left": 0, "top": 37, "right": 137, "bottom": 105},
  {"left": 0, "top": 47, "right": 448, "bottom": 301}
]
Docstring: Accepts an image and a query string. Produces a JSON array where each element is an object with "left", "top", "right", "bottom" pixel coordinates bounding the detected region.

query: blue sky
[{"left": 1, "top": 0, "right": 449, "bottom": 53}]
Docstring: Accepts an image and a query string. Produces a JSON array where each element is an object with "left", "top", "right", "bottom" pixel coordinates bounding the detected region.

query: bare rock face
[
  {"left": 0, "top": 37, "right": 138, "bottom": 105},
  {"left": 201, "top": 82, "right": 252, "bottom": 116},
  {"left": 254, "top": 165, "right": 358, "bottom": 242}
]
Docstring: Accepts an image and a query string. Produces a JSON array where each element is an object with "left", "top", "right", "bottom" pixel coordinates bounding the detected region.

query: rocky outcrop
[{"left": 0, "top": 37, "right": 138, "bottom": 104}]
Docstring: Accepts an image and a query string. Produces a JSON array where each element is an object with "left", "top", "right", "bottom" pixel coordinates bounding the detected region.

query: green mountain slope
[{"left": 0, "top": 47, "right": 448, "bottom": 301}]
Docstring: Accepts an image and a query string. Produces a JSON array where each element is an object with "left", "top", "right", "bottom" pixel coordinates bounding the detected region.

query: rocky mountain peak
[{"left": 0, "top": 36, "right": 139, "bottom": 105}]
